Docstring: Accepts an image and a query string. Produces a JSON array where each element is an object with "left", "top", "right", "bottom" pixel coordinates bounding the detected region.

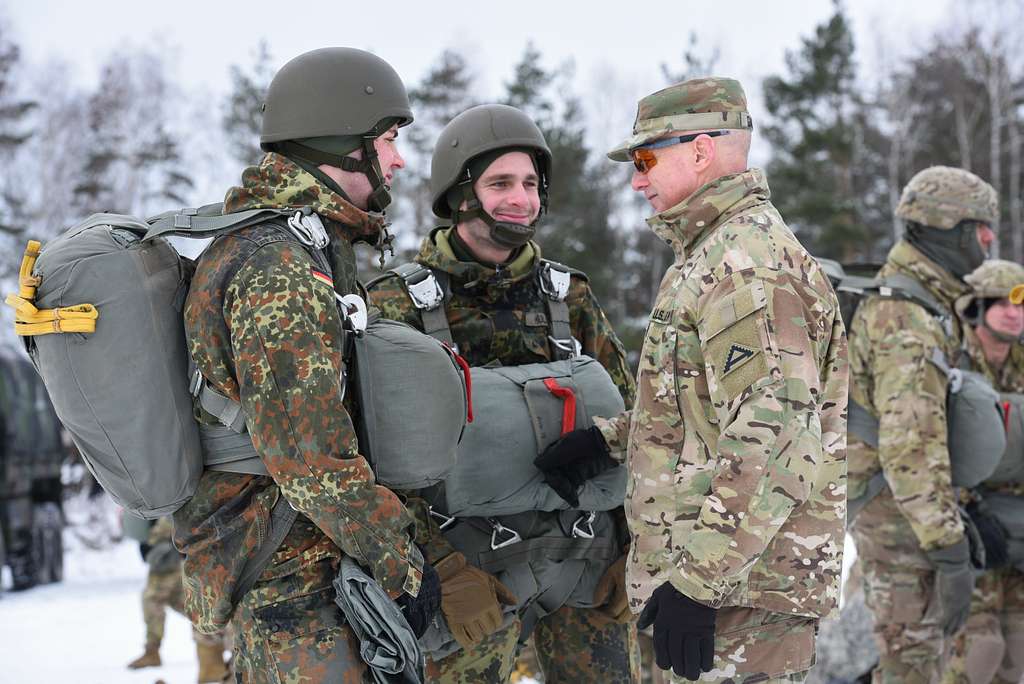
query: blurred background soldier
[
  {"left": 848, "top": 166, "right": 998, "bottom": 683},
  {"left": 942, "top": 260, "right": 1024, "bottom": 684},
  {"left": 123, "top": 514, "right": 230, "bottom": 683}
]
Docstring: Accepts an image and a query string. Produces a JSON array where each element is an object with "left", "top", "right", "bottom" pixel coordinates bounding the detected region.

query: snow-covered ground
[{"left": 0, "top": 537, "right": 202, "bottom": 684}]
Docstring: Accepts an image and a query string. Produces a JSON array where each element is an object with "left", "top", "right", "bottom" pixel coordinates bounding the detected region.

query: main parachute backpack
[{"left": 5, "top": 205, "right": 468, "bottom": 521}]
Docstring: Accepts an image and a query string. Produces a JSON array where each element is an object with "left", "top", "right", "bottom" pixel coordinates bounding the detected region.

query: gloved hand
[
  {"left": 637, "top": 581, "right": 717, "bottom": 681},
  {"left": 138, "top": 541, "right": 151, "bottom": 561},
  {"left": 397, "top": 560, "right": 442, "bottom": 639},
  {"left": 435, "top": 552, "right": 517, "bottom": 649},
  {"left": 593, "top": 555, "right": 632, "bottom": 623},
  {"left": 925, "top": 537, "right": 975, "bottom": 637},
  {"left": 966, "top": 500, "right": 1010, "bottom": 569},
  {"left": 533, "top": 426, "right": 617, "bottom": 507}
]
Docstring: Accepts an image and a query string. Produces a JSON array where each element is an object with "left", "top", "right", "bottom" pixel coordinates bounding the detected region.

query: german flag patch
[{"left": 311, "top": 268, "right": 333, "bottom": 290}]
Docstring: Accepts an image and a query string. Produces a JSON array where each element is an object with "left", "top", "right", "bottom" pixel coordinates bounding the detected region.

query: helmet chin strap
[
  {"left": 337, "top": 135, "right": 392, "bottom": 213},
  {"left": 449, "top": 169, "right": 547, "bottom": 250}
]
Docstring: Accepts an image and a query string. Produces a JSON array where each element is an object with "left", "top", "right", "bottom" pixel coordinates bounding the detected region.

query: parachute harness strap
[{"left": 5, "top": 240, "right": 98, "bottom": 336}]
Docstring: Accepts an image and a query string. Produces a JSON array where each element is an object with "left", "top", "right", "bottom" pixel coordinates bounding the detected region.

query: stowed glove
[
  {"left": 533, "top": 426, "right": 617, "bottom": 507},
  {"left": 435, "top": 552, "right": 517, "bottom": 649},
  {"left": 638, "top": 581, "right": 717, "bottom": 681},
  {"left": 396, "top": 560, "right": 442, "bottom": 639},
  {"left": 966, "top": 499, "right": 1010, "bottom": 569},
  {"left": 925, "top": 537, "right": 975, "bottom": 637},
  {"left": 593, "top": 555, "right": 632, "bottom": 623}
]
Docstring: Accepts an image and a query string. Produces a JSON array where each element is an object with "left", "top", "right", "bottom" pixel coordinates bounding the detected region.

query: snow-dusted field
[{"left": 0, "top": 536, "right": 203, "bottom": 684}]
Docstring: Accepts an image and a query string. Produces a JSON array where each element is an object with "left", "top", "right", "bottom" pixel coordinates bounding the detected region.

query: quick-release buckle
[
  {"left": 488, "top": 518, "right": 522, "bottom": 550},
  {"left": 287, "top": 211, "right": 329, "bottom": 249},
  {"left": 548, "top": 335, "right": 582, "bottom": 357},
  {"left": 539, "top": 263, "right": 571, "bottom": 302},
  {"left": 571, "top": 511, "right": 596, "bottom": 539},
  {"left": 428, "top": 506, "right": 457, "bottom": 531},
  {"left": 335, "top": 293, "right": 368, "bottom": 335},
  {"left": 406, "top": 271, "right": 445, "bottom": 311}
]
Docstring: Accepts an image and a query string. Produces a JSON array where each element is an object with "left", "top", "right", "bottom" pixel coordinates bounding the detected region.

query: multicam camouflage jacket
[
  {"left": 848, "top": 240, "right": 969, "bottom": 556},
  {"left": 596, "top": 169, "right": 848, "bottom": 619},
  {"left": 366, "top": 226, "right": 636, "bottom": 562},
  {"left": 174, "top": 153, "right": 422, "bottom": 632}
]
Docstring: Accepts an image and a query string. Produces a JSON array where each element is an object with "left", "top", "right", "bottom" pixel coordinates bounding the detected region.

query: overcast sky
[{"left": 7, "top": 0, "right": 955, "bottom": 107}]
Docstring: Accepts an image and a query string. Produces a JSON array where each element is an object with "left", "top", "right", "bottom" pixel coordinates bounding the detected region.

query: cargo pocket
[
  {"left": 701, "top": 279, "right": 774, "bottom": 404},
  {"left": 254, "top": 587, "right": 363, "bottom": 683}
]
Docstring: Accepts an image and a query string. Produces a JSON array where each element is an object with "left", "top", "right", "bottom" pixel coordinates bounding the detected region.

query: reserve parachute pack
[
  {"left": 819, "top": 259, "right": 1006, "bottom": 521},
  {"left": 378, "top": 261, "right": 627, "bottom": 655},
  {"left": 4, "top": 205, "right": 467, "bottom": 520}
]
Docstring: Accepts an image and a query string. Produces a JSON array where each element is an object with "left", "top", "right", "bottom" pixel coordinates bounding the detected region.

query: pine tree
[
  {"left": 762, "top": 0, "right": 888, "bottom": 261},
  {"left": 222, "top": 40, "right": 273, "bottom": 168},
  {"left": 0, "top": 23, "right": 36, "bottom": 236}
]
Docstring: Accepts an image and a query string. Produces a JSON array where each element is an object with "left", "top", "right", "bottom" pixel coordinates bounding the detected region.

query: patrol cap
[
  {"left": 608, "top": 77, "right": 753, "bottom": 162},
  {"left": 895, "top": 166, "right": 999, "bottom": 231}
]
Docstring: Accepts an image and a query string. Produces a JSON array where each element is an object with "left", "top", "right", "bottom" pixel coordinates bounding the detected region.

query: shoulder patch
[{"left": 723, "top": 343, "right": 757, "bottom": 374}]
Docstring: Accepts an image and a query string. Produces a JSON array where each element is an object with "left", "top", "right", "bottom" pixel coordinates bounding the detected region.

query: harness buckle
[
  {"left": 571, "top": 511, "right": 596, "bottom": 539},
  {"left": 287, "top": 211, "right": 329, "bottom": 250},
  {"left": 548, "top": 335, "right": 582, "bottom": 357},
  {"left": 488, "top": 518, "right": 522, "bottom": 550},
  {"left": 539, "top": 263, "right": 571, "bottom": 301},
  {"left": 335, "top": 293, "right": 368, "bottom": 335},
  {"left": 406, "top": 271, "right": 445, "bottom": 310},
  {"left": 428, "top": 506, "right": 457, "bottom": 531},
  {"left": 189, "top": 368, "right": 204, "bottom": 398}
]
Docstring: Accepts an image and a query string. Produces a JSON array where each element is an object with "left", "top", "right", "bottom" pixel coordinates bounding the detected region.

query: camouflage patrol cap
[
  {"left": 895, "top": 166, "right": 999, "bottom": 231},
  {"left": 608, "top": 77, "right": 753, "bottom": 162},
  {"left": 964, "top": 260, "right": 1024, "bottom": 304}
]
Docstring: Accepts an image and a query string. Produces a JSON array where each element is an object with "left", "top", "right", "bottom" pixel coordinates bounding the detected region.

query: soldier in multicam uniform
[
  {"left": 174, "top": 48, "right": 440, "bottom": 682},
  {"left": 127, "top": 517, "right": 230, "bottom": 683},
  {"left": 536, "top": 77, "right": 848, "bottom": 683},
  {"left": 942, "top": 260, "right": 1024, "bottom": 684},
  {"left": 847, "top": 166, "right": 999, "bottom": 684},
  {"left": 366, "top": 103, "right": 640, "bottom": 684}
]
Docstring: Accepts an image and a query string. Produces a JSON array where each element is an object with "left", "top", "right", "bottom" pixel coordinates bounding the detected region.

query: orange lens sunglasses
[{"left": 630, "top": 130, "right": 731, "bottom": 173}]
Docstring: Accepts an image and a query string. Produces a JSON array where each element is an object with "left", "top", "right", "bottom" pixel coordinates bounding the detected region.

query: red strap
[
  {"left": 543, "top": 377, "right": 577, "bottom": 436},
  {"left": 1004, "top": 401, "right": 1012, "bottom": 432},
  {"left": 451, "top": 350, "right": 473, "bottom": 423}
]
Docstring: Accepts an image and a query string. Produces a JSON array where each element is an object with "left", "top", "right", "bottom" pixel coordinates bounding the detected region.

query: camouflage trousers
[
  {"left": 230, "top": 555, "right": 370, "bottom": 684},
  {"left": 426, "top": 603, "right": 641, "bottom": 683},
  {"left": 144, "top": 566, "right": 226, "bottom": 649},
  {"left": 942, "top": 566, "right": 1024, "bottom": 684},
  {"left": 644, "top": 607, "right": 815, "bottom": 684}
]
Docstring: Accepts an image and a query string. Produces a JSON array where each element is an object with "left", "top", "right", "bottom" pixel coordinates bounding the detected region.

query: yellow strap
[
  {"left": 18, "top": 240, "right": 42, "bottom": 300},
  {"left": 4, "top": 294, "right": 97, "bottom": 336}
]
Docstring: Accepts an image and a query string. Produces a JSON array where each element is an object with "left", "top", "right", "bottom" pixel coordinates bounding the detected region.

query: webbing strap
[
  {"left": 391, "top": 263, "right": 456, "bottom": 349},
  {"left": 199, "top": 423, "right": 269, "bottom": 476},
  {"left": 230, "top": 493, "right": 299, "bottom": 607},
  {"left": 198, "top": 383, "right": 247, "bottom": 433},
  {"left": 847, "top": 470, "right": 888, "bottom": 524},
  {"left": 143, "top": 205, "right": 297, "bottom": 242},
  {"left": 539, "top": 261, "right": 577, "bottom": 360},
  {"left": 847, "top": 399, "right": 880, "bottom": 449}
]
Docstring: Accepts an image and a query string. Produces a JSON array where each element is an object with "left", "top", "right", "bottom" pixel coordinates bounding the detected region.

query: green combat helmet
[
  {"left": 962, "top": 259, "right": 1024, "bottom": 342},
  {"left": 896, "top": 166, "right": 1000, "bottom": 279},
  {"left": 260, "top": 47, "right": 413, "bottom": 214},
  {"left": 430, "top": 104, "right": 551, "bottom": 249}
]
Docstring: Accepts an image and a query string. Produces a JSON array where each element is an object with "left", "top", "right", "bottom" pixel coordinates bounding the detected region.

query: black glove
[
  {"left": 966, "top": 500, "right": 1010, "bottom": 569},
  {"left": 396, "top": 560, "right": 441, "bottom": 638},
  {"left": 139, "top": 541, "right": 151, "bottom": 561},
  {"left": 925, "top": 537, "right": 975, "bottom": 637},
  {"left": 637, "top": 581, "right": 717, "bottom": 681},
  {"left": 533, "top": 426, "right": 616, "bottom": 507}
]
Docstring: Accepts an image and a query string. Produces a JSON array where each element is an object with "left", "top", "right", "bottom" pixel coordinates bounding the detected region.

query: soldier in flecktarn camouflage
[
  {"left": 848, "top": 166, "right": 999, "bottom": 684},
  {"left": 174, "top": 48, "right": 440, "bottom": 683},
  {"left": 535, "top": 78, "right": 849, "bottom": 683},
  {"left": 367, "top": 104, "right": 640, "bottom": 683},
  {"left": 941, "top": 260, "right": 1024, "bottom": 684}
]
